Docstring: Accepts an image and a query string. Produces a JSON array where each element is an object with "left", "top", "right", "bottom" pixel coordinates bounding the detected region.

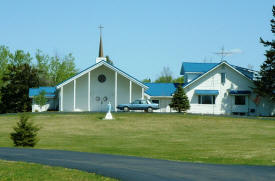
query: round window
[{"left": 98, "top": 74, "right": 106, "bottom": 83}]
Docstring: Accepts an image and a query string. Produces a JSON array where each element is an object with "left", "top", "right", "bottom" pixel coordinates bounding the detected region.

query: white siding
[
  {"left": 63, "top": 81, "right": 74, "bottom": 111},
  {"left": 75, "top": 73, "right": 88, "bottom": 111},
  {"left": 117, "top": 74, "right": 130, "bottom": 104},
  {"left": 132, "top": 82, "right": 142, "bottom": 101},
  {"left": 185, "top": 64, "right": 256, "bottom": 115},
  {"left": 90, "top": 66, "right": 115, "bottom": 111}
]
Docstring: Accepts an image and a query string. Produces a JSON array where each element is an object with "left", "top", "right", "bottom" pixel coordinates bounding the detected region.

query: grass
[
  {"left": 0, "top": 159, "right": 118, "bottom": 181},
  {"left": 0, "top": 113, "right": 275, "bottom": 166}
]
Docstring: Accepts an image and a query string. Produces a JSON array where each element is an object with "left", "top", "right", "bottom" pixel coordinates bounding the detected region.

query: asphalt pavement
[{"left": 0, "top": 147, "right": 274, "bottom": 181}]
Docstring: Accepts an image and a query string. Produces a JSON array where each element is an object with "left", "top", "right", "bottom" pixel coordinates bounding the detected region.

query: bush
[{"left": 10, "top": 114, "right": 40, "bottom": 147}]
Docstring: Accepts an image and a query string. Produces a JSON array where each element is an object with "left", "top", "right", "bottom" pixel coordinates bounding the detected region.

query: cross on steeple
[{"left": 98, "top": 25, "right": 104, "bottom": 36}]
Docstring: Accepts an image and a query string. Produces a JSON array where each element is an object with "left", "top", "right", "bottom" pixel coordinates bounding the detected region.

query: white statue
[{"left": 104, "top": 102, "right": 113, "bottom": 120}]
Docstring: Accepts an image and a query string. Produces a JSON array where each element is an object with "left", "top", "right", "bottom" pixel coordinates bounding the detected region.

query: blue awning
[
  {"left": 229, "top": 90, "right": 251, "bottom": 95},
  {"left": 195, "top": 90, "right": 219, "bottom": 95}
]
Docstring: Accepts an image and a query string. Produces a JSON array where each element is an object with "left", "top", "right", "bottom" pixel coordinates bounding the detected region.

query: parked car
[{"left": 117, "top": 99, "right": 159, "bottom": 112}]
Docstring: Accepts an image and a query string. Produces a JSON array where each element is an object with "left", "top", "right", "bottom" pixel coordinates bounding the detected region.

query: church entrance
[{"left": 95, "top": 96, "right": 109, "bottom": 112}]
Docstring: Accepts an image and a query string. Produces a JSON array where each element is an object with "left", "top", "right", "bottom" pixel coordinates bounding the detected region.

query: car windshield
[{"left": 141, "top": 100, "right": 147, "bottom": 104}]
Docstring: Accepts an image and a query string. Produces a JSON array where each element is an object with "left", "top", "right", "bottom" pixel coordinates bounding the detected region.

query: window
[
  {"left": 132, "top": 100, "right": 140, "bottom": 104},
  {"left": 151, "top": 100, "right": 159, "bottom": 104},
  {"left": 198, "top": 95, "right": 216, "bottom": 104},
  {"left": 221, "top": 73, "right": 226, "bottom": 84},
  {"left": 235, "top": 96, "right": 245, "bottom": 105}
]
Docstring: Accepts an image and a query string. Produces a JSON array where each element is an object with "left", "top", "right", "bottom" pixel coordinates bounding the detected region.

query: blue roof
[
  {"left": 232, "top": 65, "right": 254, "bottom": 80},
  {"left": 194, "top": 90, "right": 219, "bottom": 95},
  {"left": 29, "top": 87, "right": 56, "bottom": 98},
  {"left": 180, "top": 61, "right": 254, "bottom": 80},
  {"left": 180, "top": 62, "right": 218, "bottom": 74},
  {"left": 145, "top": 83, "right": 184, "bottom": 96}
]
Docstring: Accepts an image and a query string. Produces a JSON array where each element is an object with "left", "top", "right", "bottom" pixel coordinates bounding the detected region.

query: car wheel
[
  {"left": 147, "top": 107, "right": 153, "bottom": 113},
  {"left": 123, "top": 107, "right": 129, "bottom": 112}
]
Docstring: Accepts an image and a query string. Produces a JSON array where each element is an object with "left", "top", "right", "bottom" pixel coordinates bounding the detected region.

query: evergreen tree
[
  {"left": 170, "top": 85, "right": 190, "bottom": 113},
  {"left": 0, "top": 64, "right": 39, "bottom": 113},
  {"left": 10, "top": 114, "right": 40, "bottom": 147},
  {"left": 254, "top": 6, "right": 275, "bottom": 101},
  {"left": 33, "top": 90, "right": 47, "bottom": 110}
]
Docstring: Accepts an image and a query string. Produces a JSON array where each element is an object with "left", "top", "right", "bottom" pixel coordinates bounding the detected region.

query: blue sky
[{"left": 0, "top": 0, "right": 274, "bottom": 80}]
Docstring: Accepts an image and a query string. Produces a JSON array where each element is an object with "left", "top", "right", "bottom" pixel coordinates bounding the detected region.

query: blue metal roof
[
  {"left": 232, "top": 65, "right": 254, "bottom": 80},
  {"left": 194, "top": 90, "right": 219, "bottom": 95},
  {"left": 180, "top": 61, "right": 254, "bottom": 80},
  {"left": 229, "top": 90, "right": 251, "bottom": 95},
  {"left": 29, "top": 87, "right": 56, "bottom": 98},
  {"left": 144, "top": 83, "right": 184, "bottom": 96},
  {"left": 180, "top": 62, "right": 218, "bottom": 74}
]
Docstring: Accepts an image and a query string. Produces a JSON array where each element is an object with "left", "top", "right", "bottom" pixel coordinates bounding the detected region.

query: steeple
[
  {"left": 99, "top": 34, "right": 104, "bottom": 57},
  {"left": 96, "top": 25, "right": 107, "bottom": 63}
]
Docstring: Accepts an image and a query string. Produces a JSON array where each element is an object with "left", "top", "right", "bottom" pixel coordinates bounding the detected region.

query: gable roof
[
  {"left": 145, "top": 83, "right": 185, "bottom": 97},
  {"left": 183, "top": 61, "right": 254, "bottom": 89},
  {"left": 29, "top": 87, "right": 56, "bottom": 98},
  {"left": 181, "top": 61, "right": 254, "bottom": 80},
  {"left": 56, "top": 61, "right": 148, "bottom": 89}
]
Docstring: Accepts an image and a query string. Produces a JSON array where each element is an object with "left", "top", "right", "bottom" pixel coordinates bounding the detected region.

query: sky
[{"left": 0, "top": 0, "right": 274, "bottom": 81}]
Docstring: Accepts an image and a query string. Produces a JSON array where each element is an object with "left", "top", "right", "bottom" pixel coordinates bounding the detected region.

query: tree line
[
  {"left": 0, "top": 46, "right": 77, "bottom": 113},
  {"left": 142, "top": 66, "right": 184, "bottom": 83}
]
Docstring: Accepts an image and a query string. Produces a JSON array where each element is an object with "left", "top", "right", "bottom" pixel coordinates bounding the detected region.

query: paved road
[{"left": 0, "top": 148, "right": 274, "bottom": 181}]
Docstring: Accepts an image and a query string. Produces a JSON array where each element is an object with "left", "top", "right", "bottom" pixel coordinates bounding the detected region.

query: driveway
[{"left": 0, "top": 147, "right": 274, "bottom": 181}]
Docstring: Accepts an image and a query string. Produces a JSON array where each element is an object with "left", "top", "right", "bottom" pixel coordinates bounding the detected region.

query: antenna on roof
[
  {"left": 214, "top": 46, "right": 242, "bottom": 62},
  {"left": 214, "top": 46, "right": 233, "bottom": 62}
]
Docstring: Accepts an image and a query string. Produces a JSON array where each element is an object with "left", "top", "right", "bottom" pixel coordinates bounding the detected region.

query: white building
[
  {"left": 145, "top": 61, "right": 275, "bottom": 116},
  {"left": 29, "top": 34, "right": 275, "bottom": 116},
  {"left": 30, "top": 35, "right": 147, "bottom": 112}
]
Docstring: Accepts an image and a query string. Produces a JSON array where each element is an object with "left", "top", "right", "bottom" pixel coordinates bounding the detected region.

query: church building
[{"left": 30, "top": 33, "right": 148, "bottom": 112}]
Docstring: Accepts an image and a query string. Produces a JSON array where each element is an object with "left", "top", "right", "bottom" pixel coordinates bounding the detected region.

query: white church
[{"left": 29, "top": 34, "right": 275, "bottom": 116}]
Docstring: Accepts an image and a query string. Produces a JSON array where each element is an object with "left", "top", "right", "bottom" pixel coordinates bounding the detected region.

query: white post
[
  {"left": 115, "top": 72, "right": 118, "bottom": 112},
  {"left": 142, "top": 88, "right": 144, "bottom": 99},
  {"left": 88, "top": 72, "right": 91, "bottom": 111},
  {"left": 129, "top": 81, "right": 132, "bottom": 103},
  {"left": 73, "top": 79, "right": 76, "bottom": 111},
  {"left": 60, "top": 86, "right": 63, "bottom": 111}
]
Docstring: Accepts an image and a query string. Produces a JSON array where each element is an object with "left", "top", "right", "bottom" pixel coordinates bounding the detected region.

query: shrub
[{"left": 10, "top": 114, "right": 40, "bottom": 147}]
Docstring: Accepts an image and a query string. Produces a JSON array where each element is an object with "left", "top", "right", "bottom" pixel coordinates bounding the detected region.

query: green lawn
[
  {"left": 0, "top": 159, "right": 117, "bottom": 181},
  {"left": 0, "top": 113, "right": 275, "bottom": 166}
]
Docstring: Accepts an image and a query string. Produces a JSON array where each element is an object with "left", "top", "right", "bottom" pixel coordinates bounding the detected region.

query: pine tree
[
  {"left": 170, "top": 85, "right": 190, "bottom": 113},
  {"left": 254, "top": 6, "right": 275, "bottom": 101},
  {"left": 10, "top": 114, "right": 40, "bottom": 147}
]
